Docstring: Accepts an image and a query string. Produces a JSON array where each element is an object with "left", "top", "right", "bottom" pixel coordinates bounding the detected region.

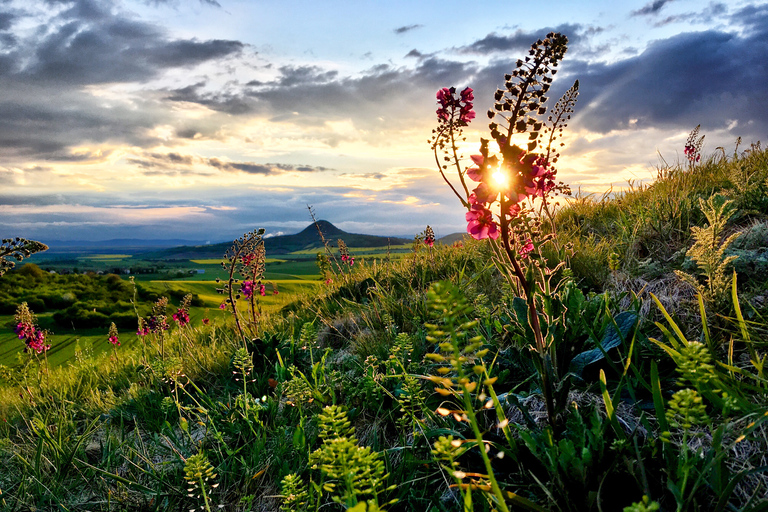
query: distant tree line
[{"left": 0, "top": 263, "right": 203, "bottom": 329}]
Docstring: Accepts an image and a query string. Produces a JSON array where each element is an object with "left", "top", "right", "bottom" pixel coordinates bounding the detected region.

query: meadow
[{"left": 2, "top": 32, "right": 768, "bottom": 512}]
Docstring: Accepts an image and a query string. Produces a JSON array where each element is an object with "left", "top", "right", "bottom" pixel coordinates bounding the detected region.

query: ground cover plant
[{"left": 2, "top": 32, "right": 768, "bottom": 512}]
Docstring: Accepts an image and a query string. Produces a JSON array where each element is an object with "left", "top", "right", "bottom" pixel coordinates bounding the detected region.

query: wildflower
[
  {"left": 136, "top": 318, "right": 150, "bottom": 337},
  {"left": 436, "top": 86, "right": 475, "bottom": 126},
  {"left": 241, "top": 280, "right": 254, "bottom": 299},
  {"left": 202, "top": 318, "right": 210, "bottom": 325},
  {"left": 25, "top": 329, "right": 51, "bottom": 354},
  {"left": 15, "top": 302, "right": 51, "bottom": 354},
  {"left": 108, "top": 322, "right": 120, "bottom": 346},
  {"left": 259, "top": 283, "right": 266, "bottom": 296},
  {"left": 273, "top": 283, "right": 279, "bottom": 295},
  {"left": 219, "top": 303, "right": 226, "bottom": 310},
  {"left": 325, "top": 278, "right": 333, "bottom": 285},
  {"left": 172, "top": 309, "right": 190, "bottom": 326},
  {"left": 519, "top": 239, "right": 534, "bottom": 258},
  {"left": 466, "top": 202, "right": 499, "bottom": 240},
  {"left": 424, "top": 225, "right": 435, "bottom": 248}
]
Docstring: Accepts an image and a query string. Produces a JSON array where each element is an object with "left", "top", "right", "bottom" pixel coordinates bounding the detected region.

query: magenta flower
[
  {"left": 259, "top": 283, "right": 266, "bottom": 296},
  {"left": 108, "top": 335, "right": 120, "bottom": 346},
  {"left": 25, "top": 330, "right": 51, "bottom": 354},
  {"left": 172, "top": 309, "right": 190, "bottom": 327},
  {"left": 466, "top": 203, "right": 499, "bottom": 240},
  {"left": 519, "top": 239, "right": 534, "bottom": 258},
  {"left": 219, "top": 302, "right": 227, "bottom": 310},
  {"left": 241, "top": 280, "right": 254, "bottom": 299}
]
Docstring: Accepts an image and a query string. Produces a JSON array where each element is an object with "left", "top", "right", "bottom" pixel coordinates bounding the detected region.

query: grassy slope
[{"left": 1, "top": 148, "right": 768, "bottom": 511}]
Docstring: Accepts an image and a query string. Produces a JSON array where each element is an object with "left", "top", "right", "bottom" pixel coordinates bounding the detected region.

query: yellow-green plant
[
  {"left": 302, "top": 405, "right": 393, "bottom": 509},
  {"left": 184, "top": 452, "right": 218, "bottom": 512},
  {"left": 675, "top": 195, "right": 741, "bottom": 308},
  {"left": 425, "top": 281, "right": 545, "bottom": 512}
]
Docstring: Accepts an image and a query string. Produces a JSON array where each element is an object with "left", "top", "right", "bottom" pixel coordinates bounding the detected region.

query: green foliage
[
  {"left": 306, "top": 405, "right": 392, "bottom": 508},
  {"left": 675, "top": 195, "right": 741, "bottom": 308}
]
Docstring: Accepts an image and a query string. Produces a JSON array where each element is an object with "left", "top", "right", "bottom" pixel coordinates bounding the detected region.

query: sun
[{"left": 492, "top": 169, "right": 509, "bottom": 188}]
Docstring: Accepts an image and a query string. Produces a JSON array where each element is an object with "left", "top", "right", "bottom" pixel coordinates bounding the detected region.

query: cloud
[
  {"left": 126, "top": 151, "right": 334, "bottom": 176},
  {"left": 142, "top": 0, "right": 222, "bottom": 8},
  {"left": 632, "top": 0, "right": 675, "bottom": 17},
  {"left": 204, "top": 158, "right": 332, "bottom": 175},
  {"left": 0, "top": 0, "right": 243, "bottom": 162},
  {"left": 456, "top": 24, "right": 588, "bottom": 55},
  {"left": 394, "top": 24, "right": 423, "bottom": 35},
  {"left": 563, "top": 15, "right": 768, "bottom": 142}
]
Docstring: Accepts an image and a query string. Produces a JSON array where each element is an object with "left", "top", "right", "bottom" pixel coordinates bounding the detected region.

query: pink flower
[
  {"left": 108, "top": 335, "right": 120, "bottom": 346},
  {"left": 519, "top": 239, "right": 534, "bottom": 258},
  {"left": 172, "top": 309, "right": 190, "bottom": 327},
  {"left": 219, "top": 303, "right": 226, "bottom": 310},
  {"left": 241, "top": 280, "right": 254, "bottom": 299},
  {"left": 25, "top": 330, "right": 50, "bottom": 354},
  {"left": 259, "top": 283, "right": 266, "bottom": 296},
  {"left": 460, "top": 87, "right": 474, "bottom": 102},
  {"left": 466, "top": 155, "right": 484, "bottom": 182},
  {"left": 325, "top": 278, "right": 333, "bottom": 285},
  {"left": 466, "top": 203, "right": 499, "bottom": 240},
  {"left": 472, "top": 182, "right": 497, "bottom": 204},
  {"left": 202, "top": 318, "right": 210, "bottom": 325}
]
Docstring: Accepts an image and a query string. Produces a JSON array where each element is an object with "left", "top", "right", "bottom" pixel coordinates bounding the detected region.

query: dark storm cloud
[
  {"left": 276, "top": 65, "right": 339, "bottom": 87},
  {"left": 0, "top": 9, "right": 16, "bottom": 29},
  {"left": 205, "top": 158, "right": 331, "bottom": 175},
  {"left": 0, "top": 0, "right": 243, "bottom": 161},
  {"left": 563, "top": 10, "right": 768, "bottom": 141},
  {"left": 394, "top": 24, "right": 423, "bottom": 34},
  {"left": 632, "top": 0, "right": 675, "bottom": 17},
  {"left": 456, "top": 23, "right": 587, "bottom": 55},
  {"left": 21, "top": 14, "right": 242, "bottom": 85},
  {"left": 651, "top": 2, "right": 728, "bottom": 27}
]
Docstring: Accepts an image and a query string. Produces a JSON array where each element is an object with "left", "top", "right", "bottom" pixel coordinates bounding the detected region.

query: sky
[{"left": 1, "top": 0, "right": 767, "bottom": 242}]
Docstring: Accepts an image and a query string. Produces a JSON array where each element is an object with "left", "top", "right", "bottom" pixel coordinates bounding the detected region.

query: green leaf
[
  {"left": 651, "top": 361, "right": 669, "bottom": 432},
  {"left": 569, "top": 311, "right": 637, "bottom": 378}
]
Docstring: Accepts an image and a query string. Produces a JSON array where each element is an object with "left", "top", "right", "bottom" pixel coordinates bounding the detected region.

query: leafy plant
[{"left": 675, "top": 195, "right": 741, "bottom": 309}]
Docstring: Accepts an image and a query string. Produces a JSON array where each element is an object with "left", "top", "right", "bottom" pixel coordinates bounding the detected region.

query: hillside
[{"left": 139, "top": 220, "right": 413, "bottom": 259}]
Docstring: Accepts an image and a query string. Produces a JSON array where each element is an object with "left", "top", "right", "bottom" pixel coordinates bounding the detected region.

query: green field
[{"left": 0, "top": 248, "right": 343, "bottom": 366}]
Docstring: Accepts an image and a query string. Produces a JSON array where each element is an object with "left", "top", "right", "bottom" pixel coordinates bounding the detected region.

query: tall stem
[{"left": 499, "top": 194, "right": 557, "bottom": 430}]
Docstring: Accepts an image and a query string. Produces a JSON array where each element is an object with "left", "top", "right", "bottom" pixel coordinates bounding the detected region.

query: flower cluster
[
  {"left": 424, "top": 225, "right": 435, "bottom": 248},
  {"left": 14, "top": 302, "right": 51, "bottom": 354},
  {"left": 462, "top": 142, "right": 557, "bottom": 240},
  {"left": 172, "top": 294, "right": 192, "bottom": 327},
  {"left": 684, "top": 125, "right": 705, "bottom": 164},
  {"left": 338, "top": 239, "right": 354, "bottom": 266},
  {"left": 138, "top": 297, "right": 169, "bottom": 336},
  {"left": 436, "top": 86, "right": 475, "bottom": 125},
  {"left": 108, "top": 322, "right": 120, "bottom": 346}
]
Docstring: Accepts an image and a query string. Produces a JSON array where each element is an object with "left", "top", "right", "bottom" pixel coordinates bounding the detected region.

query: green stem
[
  {"left": 462, "top": 387, "right": 510, "bottom": 512},
  {"left": 199, "top": 476, "right": 212, "bottom": 512}
]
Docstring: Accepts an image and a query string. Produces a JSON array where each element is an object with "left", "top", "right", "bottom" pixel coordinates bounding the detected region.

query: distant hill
[
  {"left": 139, "top": 221, "right": 413, "bottom": 259},
  {"left": 438, "top": 232, "right": 467, "bottom": 245}
]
